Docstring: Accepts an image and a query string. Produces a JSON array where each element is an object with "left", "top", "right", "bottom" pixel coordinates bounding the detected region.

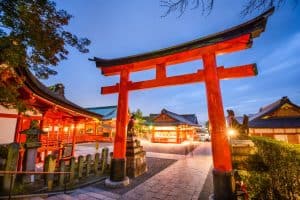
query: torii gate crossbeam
[{"left": 92, "top": 7, "right": 273, "bottom": 200}]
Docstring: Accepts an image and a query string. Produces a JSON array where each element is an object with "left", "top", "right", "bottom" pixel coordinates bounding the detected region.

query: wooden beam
[
  {"left": 156, "top": 63, "right": 166, "bottom": 80},
  {"left": 100, "top": 34, "right": 251, "bottom": 76},
  {"left": 101, "top": 63, "right": 256, "bottom": 94}
]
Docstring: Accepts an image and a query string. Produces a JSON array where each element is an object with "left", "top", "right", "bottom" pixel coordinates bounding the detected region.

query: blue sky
[{"left": 43, "top": 1, "right": 300, "bottom": 123}]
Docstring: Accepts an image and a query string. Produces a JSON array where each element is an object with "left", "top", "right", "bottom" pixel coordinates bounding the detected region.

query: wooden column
[
  {"left": 14, "top": 113, "right": 23, "bottom": 143},
  {"left": 176, "top": 127, "right": 180, "bottom": 144},
  {"left": 203, "top": 53, "right": 234, "bottom": 200},
  {"left": 71, "top": 120, "right": 79, "bottom": 157},
  {"left": 113, "top": 68, "right": 129, "bottom": 159},
  {"left": 109, "top": 68, "right": 130, "bottom": 183},
  {"left": 156, "top": 63, "right": 166, "bottom": 80}
]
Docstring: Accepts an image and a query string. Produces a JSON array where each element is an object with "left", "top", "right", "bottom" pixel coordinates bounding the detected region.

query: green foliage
[
  {"left": 0, "top": 145, "right": 8, "bottom": 159},
  {"left": 131, "top": 109, "right": 147, "bottom": 138},
  {"left": 238, "top": 137, "right": 300, "bottom": 200},
  {"left": 0, "top": 0, "right": 90, "bottom": 111}
]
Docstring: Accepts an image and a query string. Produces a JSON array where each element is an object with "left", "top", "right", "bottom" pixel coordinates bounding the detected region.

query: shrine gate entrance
[{"left": 92, "top": 8, "right": 273, "bottom": 200}]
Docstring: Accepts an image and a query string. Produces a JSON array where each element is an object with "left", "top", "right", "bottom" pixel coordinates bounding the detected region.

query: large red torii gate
[{"left": 93, "top": 8, "right": 273, "bottom": 199}]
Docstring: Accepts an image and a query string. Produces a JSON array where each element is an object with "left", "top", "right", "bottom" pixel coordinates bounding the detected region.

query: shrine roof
[
  {"left": 17, "top": 67, "right": 103, "bottom": 119},
  {"left": 249, "top": 96, "right": 300, "bottom": 128},
  {"left": 86, "top": 106, "right": 117, "bottom": 120},
  {"left": 148, "top": 108, "right": 199, "bottom": 126},
  {"left": 92, "top": 7, "right": 274, "bottom": 68}
]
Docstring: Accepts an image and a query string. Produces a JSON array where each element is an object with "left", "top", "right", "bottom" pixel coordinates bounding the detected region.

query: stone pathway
[{"left": 34, "top": 142, "right": 212, "bottom": 200}]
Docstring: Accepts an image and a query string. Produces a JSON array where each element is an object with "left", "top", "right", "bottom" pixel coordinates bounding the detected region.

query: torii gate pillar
[
  {"left": 105, "top": 69, "right": 130, "bottom": 187},
  {"left": 203, "top": 53, "right": 234, "bottom": 199}
]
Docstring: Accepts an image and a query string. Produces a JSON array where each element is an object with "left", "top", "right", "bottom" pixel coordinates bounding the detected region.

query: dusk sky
[{"left": 42, "top": 1, "right": 300, "bottom": 123}]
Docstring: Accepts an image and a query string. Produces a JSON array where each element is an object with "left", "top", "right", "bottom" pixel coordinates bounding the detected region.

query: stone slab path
[{"left": 33, "top": 142, "right": 212, "bottom": 200}]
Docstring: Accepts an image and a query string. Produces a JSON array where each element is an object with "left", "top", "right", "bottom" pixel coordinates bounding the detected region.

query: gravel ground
[{"left": 92, "top": 157, "right": 177, "bottom": 195}]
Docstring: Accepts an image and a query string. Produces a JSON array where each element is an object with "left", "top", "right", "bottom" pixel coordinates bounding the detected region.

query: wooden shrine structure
[
  {"left": 93, "top": 8, "right": 274, "bottom": 199},
  {"left": 249, "top": 96, "right": 300, "bottom": 144},
  {"left": 148, "top": 109, "right": 200, "bottom": 143},
  {"left": 0, "top": 66, "right": 104, "bottom": 171}
]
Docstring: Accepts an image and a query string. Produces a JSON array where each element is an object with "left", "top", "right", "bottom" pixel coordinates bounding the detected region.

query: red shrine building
[
  {"left": 0, "top": 66, "right": 104, "bottom": 169},
  {"left": 249, "top": 96, "right": 300, "bottom": 144},
  {"left": 147, "top": 109, "right": 200, "bottom": 143}
]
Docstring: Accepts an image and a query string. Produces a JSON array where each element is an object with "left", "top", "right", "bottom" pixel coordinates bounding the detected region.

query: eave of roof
[
  {"left": 17, "top": 67, "right": 103, "bottom": 119},
  {"left": 92, "top": 7, "right": 274, "bottom": 68},
  {"left": 150, "top": 109, "right": 199, "bottom": 126},
  {"left": 87, "top": 106, "right": 117, "bottom": 120},
  {"left": 249, "top": 118, "right": 300, "bottom": 128}
]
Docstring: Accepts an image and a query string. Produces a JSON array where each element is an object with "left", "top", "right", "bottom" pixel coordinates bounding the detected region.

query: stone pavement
[{"left": 35, "top": 142, "right": 212, "bottom": 200}]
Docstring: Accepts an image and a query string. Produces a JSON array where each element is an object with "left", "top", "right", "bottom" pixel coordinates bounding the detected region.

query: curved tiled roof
[
  {"left": 249, "top": 97, "right": 300, "bottom": 128},
  {"left": 149, "top": 109, "right": 199, "bottom": 126},
  {"left": 16, "top": 67, "right": 103, "bottom": 119},
  {"left": 86, "top": 106, "right": 117, "bottom": 120}
]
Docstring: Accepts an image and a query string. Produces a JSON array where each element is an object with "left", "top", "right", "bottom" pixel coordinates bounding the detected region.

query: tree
[
  {"left": 0, "top": 0, "right": 90, "bottom": 111},
  {"left": 161, "top": 0, "right": 298, "bottom": 17},
  {"left": 131, "top": 108, "right": 146, "bottom": 138}
]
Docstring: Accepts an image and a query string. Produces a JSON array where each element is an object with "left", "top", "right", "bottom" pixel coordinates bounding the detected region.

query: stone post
[
  {"left": 59, "top": 160, "right": 65, "bottom": 187},
  {"left": 44, "top": 155, "right": 56, "bottom": 191},
  {"left": 86, "top": 154, "right": 92, "bottom": 176},
  {"left": 94, "top": 153, "right": 100, "bottom": 175},
  {"left": 2, "top": 143, "right": 19, "bottom": 192},
  {"left": 78, "top": 155, "right": 84, "bottom": 179},
  {"left": 100, "top": 148, "right": 108, "bottom": 174},
  {"left": 69, "top": 157, "right": 76, "bottom": 183}
]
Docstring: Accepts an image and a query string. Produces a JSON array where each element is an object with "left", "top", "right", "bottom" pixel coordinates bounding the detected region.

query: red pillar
[
  {"left": 203, "top": 53, "right": 234, "bottom": 200},
  {"left": 110, "top": 69, "right": 129, "bottom": 182},
  {"left": 14, "top": 114, "right": 22, "bottom": 143},
  {"left": 71, "top": 120, "right": 79, "bottom": 157},
  {"left": 114, "top": 69, "right": 129, "bottom": 159}
]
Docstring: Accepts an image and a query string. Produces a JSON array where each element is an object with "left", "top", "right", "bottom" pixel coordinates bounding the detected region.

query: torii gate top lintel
[{"left": 93, "top": 7, "right": 274, "bottom": 77}]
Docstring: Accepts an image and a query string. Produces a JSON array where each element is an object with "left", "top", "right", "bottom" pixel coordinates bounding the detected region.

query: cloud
[
  {"left": 259, "top": 32, "right": 300, "bottom": 75},
  {"left": 234, "top": 84, "right": 252, "bottom": 92}
]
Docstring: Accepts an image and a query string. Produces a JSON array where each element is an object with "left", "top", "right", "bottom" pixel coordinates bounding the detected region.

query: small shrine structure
[
  {"left": 249, "top": 96, "right": 300, "bottom": 144},
  {"left": 92, "top": 8, "right": 274, "bottom": 199},
  {"left": 147, "top": 109, "right": 200, "bottom": 143}
]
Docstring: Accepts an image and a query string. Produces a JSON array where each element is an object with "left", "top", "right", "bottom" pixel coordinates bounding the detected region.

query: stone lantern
[{"left": 21, "top": 120, "right": 45, "bottom": 182}]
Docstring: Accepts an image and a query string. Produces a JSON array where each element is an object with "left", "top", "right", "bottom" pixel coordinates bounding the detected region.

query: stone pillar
[
  {"left": 44, "top": 155, "right": 56, "bottom": 191},
  {"left": 86, "top": 154, "right": 92, "bottom": 176},
  {"left": 69, "top": 157, "right": 76, "bottom": 183},
  {"left": 203, "top": 53, "right": 235, "bottom": 200},
  {"left": 78, "top": 155, "right": 84, "bottom": 179},
  {"left": 100, "top": 148, "right": 108, "bottom": 174},
  {"left": 59, "top": 160, "right": 65, "bottom": 187},
  {"left": 2, "top": 143, "right": 19, "bottom": 192},
  {"left": 22, "top": 148, "right": 38, "bottom": 183},
  {"left": 94, "top": 153, "right": 100, "bottom": 175}
]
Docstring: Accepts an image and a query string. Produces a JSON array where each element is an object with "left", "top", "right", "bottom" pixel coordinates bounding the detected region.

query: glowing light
[
  {"left": 227, "top": 128, "right": 236, "bottom": 137},
  {"left": 63, "top": 127, "right": 69, "bottom": 132},
  {"left": 154, "top": 126, "right": 176, "bottom": 131},
  {"left": 43, "top": 127, "right": 50, "bottom": 132},
  {"left": 54, "top": 126, "right": 59, "bottom": 132}
]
